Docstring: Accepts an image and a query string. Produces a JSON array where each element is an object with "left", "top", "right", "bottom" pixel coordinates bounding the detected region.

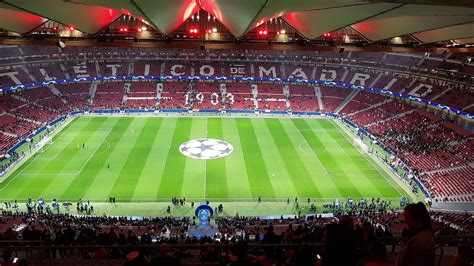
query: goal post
[{"left": 36, "top": 136, "right": 53, "bottom": 153}]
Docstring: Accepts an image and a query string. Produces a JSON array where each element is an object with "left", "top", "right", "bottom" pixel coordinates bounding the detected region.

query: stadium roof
[{"left": 0, "top": 0, "right": 472, "bottom": 43}]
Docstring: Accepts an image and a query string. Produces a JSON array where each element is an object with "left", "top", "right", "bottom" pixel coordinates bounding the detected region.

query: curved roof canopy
[{"left": 0, "top": 0, "right": 472, "bottom": 43}]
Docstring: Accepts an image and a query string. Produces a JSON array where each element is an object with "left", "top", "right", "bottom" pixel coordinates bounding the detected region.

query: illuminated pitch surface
[{"left": 0, "top": 117, "right": 406, "bottom": 201}]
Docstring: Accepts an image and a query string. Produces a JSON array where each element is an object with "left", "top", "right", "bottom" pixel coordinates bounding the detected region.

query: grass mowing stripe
[
  {"left": 108, "top": 118, "right": 163, "bottom": 199},
  {"left": 14, "top": 117, "right": 109, "bottom": 199},
  {"left": 318, "top": 120, "right": 384, "bottom": 197},
  {"left": 157, "top": 118, "right": 192, "bottom": 198},
  {"left": 0, "top": 117, "right": 79, "bottom": 192},
  {"left": 279, "top": 119, "right": 341, "bottom": 198},
  {"left": 180, "top": 118, "right": 206, "bottom": 198},
  {"left": 221, "top": 119, "right": 253, "bottom": 198},
  {"left": 60, "top": 117, "right": 133, "bottom": 200},
  {"left": 251, "top": 119, "right": 298, "bottom": 198},
  {"left": 264, "top": 119, "right": 321, "bottom": 198},
  {"left": 205, "top": 118, "right": 228, "bottom": 198},
  {"left": 329, "top": 120, "right": 402, "bottom": 198},
  {"left": 132, "top": 118, "right": 178, "bottom": 199},
  {"left": 236, "top": 118, "right": 275, "bottom": 198},
  {"left": 292, "top": 119, "right": 362, "bottom": 198}
]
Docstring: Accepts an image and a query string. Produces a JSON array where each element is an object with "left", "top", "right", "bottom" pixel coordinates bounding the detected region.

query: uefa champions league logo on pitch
[{"left": 179, "top": 138, "right": 233, "bottom": 159}]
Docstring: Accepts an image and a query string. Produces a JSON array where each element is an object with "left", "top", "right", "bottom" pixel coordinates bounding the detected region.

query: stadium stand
[{"left": 0, "top": 48, "right": 473, "bottom": 206}]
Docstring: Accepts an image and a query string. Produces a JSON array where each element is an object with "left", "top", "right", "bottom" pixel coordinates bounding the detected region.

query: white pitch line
[
  {"left": 37, "top": 137, "right": 75, "bottom": 160},
  {"left": 331, "top": 120, "right": 404, "bottom": 197},
  {"left": 293, "top": 129, "right": 331, "bottom": 176},
  {"left": 203, "top": 118, "right": 208, "bottom": 199},
  {"left": 74, "top": 129, "right": 112, "bottom": 176}
]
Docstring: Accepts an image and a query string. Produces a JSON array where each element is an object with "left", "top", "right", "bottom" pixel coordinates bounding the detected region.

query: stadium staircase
[
  {"left": 335, "top": 90, "right": 359, "bottom": 114},
  {"left": 88, "top": 82, "right": 98, "bottom": 105},
  {"left": 315, "top": 86, "right": 324, "bottom": 110},
  {"left": 59, "top": 63, "right": 70, "bottom": 79}
]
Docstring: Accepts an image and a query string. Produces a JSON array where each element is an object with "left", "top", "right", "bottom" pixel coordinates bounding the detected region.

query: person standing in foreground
[{"left": 396, "top": 202, "right": 435, "bottom": 266}]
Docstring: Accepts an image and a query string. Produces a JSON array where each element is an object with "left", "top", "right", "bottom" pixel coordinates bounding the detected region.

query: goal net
[{"left": 37, "top": 136, "right": 53, "bottom": 153}]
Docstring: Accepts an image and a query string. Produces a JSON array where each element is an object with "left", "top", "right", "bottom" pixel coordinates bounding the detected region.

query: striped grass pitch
[{"left": 0, "top": 116, "right": 407, "bottom": 202}]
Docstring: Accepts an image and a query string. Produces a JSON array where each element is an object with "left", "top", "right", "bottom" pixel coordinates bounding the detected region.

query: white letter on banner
[
  {"left": 230, "top": 66, "right": 245, "bottom": 76},
  {"left": 199, "top": 65, "right": 214, "bottom": 76},
  {"left": 408, "top": 83, "right": 433, "bottom": 97},
  {"left": 349, "top": 73, "right": 371, "bottom": 86},
  {"left": 289, "top": 67, "right": 308, "bottom": 79},
  {"left": 73, "top": 63, "right": 89, "bottom": 78},
  {"left": 319, "top": 69, "right": 336, "bottom": 81},
  {"left": 106, "top": 64, "right": 121, "bottom": 76},
  {"left": 0, "top": 71, "right": 22, "bottom": 85},
  {"left": 258, "top": 66, "right": 276, "bottom": 78},
  {"left": 171, "top": 65, "right": 185, "bottom": 76},
  {"left": 382, "top": 78, "right": 398, "bottom": 91}
]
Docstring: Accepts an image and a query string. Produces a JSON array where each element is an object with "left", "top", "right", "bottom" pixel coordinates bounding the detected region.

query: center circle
[{"left": 179, "top": 138, "right": 233, "bottom": 160}]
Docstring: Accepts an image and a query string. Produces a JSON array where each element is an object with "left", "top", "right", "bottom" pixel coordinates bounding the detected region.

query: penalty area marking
[{"left": 37, "top": 137, "right": 75, "bottom": 160}]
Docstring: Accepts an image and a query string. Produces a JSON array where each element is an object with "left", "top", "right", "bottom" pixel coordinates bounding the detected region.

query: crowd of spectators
[{"left": 0, "top": 202, "right": 471, "bottom": 265}]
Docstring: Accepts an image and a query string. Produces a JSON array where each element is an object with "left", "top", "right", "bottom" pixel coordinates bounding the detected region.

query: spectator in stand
[
  {"left": 396, "top": 202, "right": 434, "bottom": 266},
  {"left": 323, "top": 215, "right": 357, "bottom": 266}
]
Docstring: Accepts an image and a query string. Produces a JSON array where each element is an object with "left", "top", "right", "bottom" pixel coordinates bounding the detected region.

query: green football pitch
[{"left": 0, "top": 116, "right": 408, "bottom": 202}]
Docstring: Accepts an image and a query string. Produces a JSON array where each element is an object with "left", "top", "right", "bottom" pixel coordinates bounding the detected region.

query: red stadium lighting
[
  {"left": 189, "top": 27, "right": 199, "bottom": 34},
  {"left": 323, "top": 32, "right": 331, "bottom": 37},
  {"left": 69, "top": 26, "right": 75, "bottom": 31},
  {"left": 258, "top": 29, "right": 268, "bottom": 37}
]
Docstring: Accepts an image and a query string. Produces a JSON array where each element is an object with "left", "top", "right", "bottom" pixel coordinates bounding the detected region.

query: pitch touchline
[
  {"left": 0, "top": 197, "right": 405, "bottom": 201},
  {"left": 331, "top": 120, "right": 404, "bottom": 197}
]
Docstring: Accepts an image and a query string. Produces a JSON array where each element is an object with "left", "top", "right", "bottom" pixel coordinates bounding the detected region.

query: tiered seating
[
  {"left": 0, "top": 94, "right": 24, "bottom": 112},
  {"left": 163, "top": 62, "right": 192, "bottom": 76},
  {"left": 344, "top": 71, "right": 378, "bottom": 86},
  {"left": 320, "top": 87, "right": 351, "bottom": 112},
  {"left": 64, "top": 61, "right": 97, "bottom": 78},
  {"left": 434, "top": 87, "right": 474, "bottom": 111},
  {"left": 0, "top": 67, "right": 32, "bottom": 87},
  {"left": 257, "top": 83, "right": 286, "bottom": 111},
  {"left": 159, "top": 82, "right": 188, "bottom": 109},
  {"left": 372, "top": 75, "right": 412, "bottom": 92},
  {"left": 193, "top": 82, "right": 221, "bottom": 110},
  {"left": 314, "top": 67, "right": 346, "bottom": 82},
  {"left": 225, "top": 82, "right": 254, "bottom": 110},
  {"left": 0, "top": 114, "right": 36, "bottom": 137},
  {"left": 126, "top": 82, "right": 157, "bottom": 109},
  {"left": 422, "top": 167, "right": 474, "bottom": 197},
  {"left": 29, "top": 63, "right": 66, "bottom": 81},
  {"left": 92, "top": 83, "right": 124, "bottom": 109},
  {"left": 56, "top": 83, "right": 91, "bottom": 110},
  {"left": 222, "top": 62, "right": 251, "bottom": 77},
  {"left": 98, "top": 61, "right": 129, "bottom": 76},
  {"left": 0, "top": 132, "right": 17, "bottom": 152},
  {"left": 16, "top": 87, "right": 67, "bottom": 112},
  {"left": 286, "top": 64, "right": 313, "bottom": 79},
  {"left": 132, "top": 60, "right": 161, "bottom": 76},
  {"left": 384, "top": 54, "right": 420, "bottom": 70},
  {"left": 195, "top": 62, "right": 222, "bottom": 76},
  {"left": 339, "top": 91, "right": 386, "bottom": 116}
]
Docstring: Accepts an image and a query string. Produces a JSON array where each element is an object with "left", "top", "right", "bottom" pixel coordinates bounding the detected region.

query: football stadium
[{"left": 0, "top": 1, "right": 472, "bottom": 265}]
